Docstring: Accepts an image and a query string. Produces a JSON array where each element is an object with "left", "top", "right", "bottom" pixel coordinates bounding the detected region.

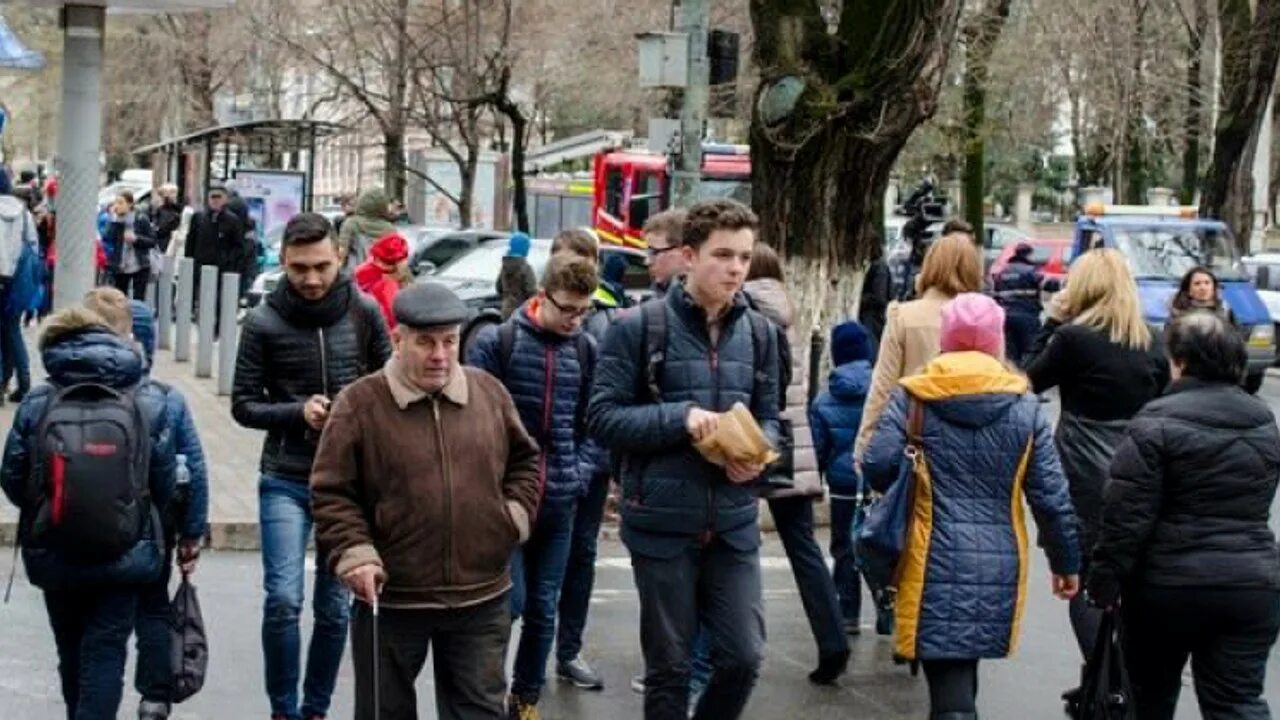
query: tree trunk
[
  {"left": 383, "top": 131, "right": 407, "bottom": 201},
  {"left": 750, "top": 0, "right": 964, "bottom": 335},
  {"left": 1200, "top": 0, "right": 1280, "bottom": 250},
  {"left": 961, "top": 0, "right": 1014, "bottom": 241},
  {"left": 509, "top": 109, "right": 530, "bottom": 233},
  {"left": 458, "top": 142, "right": 479, "bottom": 229},
  {"left": 1122, "top": 0, "right": 1149, "bottom": 204},
  {"left": 1182, "top": 0, "right": 1208, "bottom": 205},
  {"left": 1270, "top": 80, "right": 1280, "bottom": 223}
]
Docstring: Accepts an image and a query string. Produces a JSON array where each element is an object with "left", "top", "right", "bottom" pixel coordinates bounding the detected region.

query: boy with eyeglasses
[{"left": 467, "top": 253, "right": 601, "bottom": 720}]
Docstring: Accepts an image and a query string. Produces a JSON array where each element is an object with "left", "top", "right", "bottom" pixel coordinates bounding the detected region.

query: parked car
[
  {"left": 426, "top": 237, "right": 648, "bottom": 352},
  {"left": 1241, "top": 252, "right": 1280, "bottom": 365},
  {"left": 987, "top": 237, "right": 1073, "bottom": 288}
]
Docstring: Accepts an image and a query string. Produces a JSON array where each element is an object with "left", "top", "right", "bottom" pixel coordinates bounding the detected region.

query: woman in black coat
[{"left": 1090, "top": 312, "right": 1280, "bottom": 720}]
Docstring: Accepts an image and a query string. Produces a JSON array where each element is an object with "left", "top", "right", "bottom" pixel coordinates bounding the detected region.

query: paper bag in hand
[{"left": 694, "top": 402, "right": 780, "bottom": 467}]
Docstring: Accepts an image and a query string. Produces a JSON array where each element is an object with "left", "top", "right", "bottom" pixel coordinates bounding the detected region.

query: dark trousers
[
  {"left": 1124, "top": 586, "right": 1280, "bottom": 720},
  {"left": 922, "top": 659, "right": 979, "bottom": 717},
  {"left": 44, "top": 587, "right": 140, "bottom": 720},
  {"left": 510, "top": 499, "right": 576, "bottom": 699},
  {"left": 829, "top": 498, "right": 863, "bottom": 624},
  {"left": 556, "top": 473, "right": 610, "bottom": 664},
  {"left": 134, "top": 543, "right": 175, "bottom": 703},
  {"left": 1004, "top": 311, "right": 1040, "bottom": 368},
  {"left": 350, "top": 595, "right": 511, "bottom": 720},
  {"left": 0, "top": 310, "right": 28, "bottom": 395},
  {"left": 766, "top": 496, "right": 847, "bottom": 659},
  {"left": 114, "top": 270, "right": 149, "bottom": 301},
  {"left": 632, "top": 535, "right": 766, "bottom": 720}
]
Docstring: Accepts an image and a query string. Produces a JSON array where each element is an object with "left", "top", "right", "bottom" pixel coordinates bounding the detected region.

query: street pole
[
  {"left": 671, "top": 0, "right": 708, "bottom": 209},
  {"left": 53, "top": 5, "right": 106, "bottom": 311}
]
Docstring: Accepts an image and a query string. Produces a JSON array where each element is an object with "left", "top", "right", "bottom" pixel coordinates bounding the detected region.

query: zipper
[
  {"left": 317, "top": 328, "right": 330, "bottom": 398},
  {"left": 704, "top": 345, "right": 720, "bottom": 545},
  {"left": 539, "top": 345, "right": 556, "bottom": 499},
  {"left": 50, "top": 454, "right": 66, "bottom": 526},
  {"left": 433, "top": 398, "right": 453, "bottom": 585}
]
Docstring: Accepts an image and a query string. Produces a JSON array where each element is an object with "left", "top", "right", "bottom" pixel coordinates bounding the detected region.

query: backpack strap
[
  {"left": 574, "top": 332, "right": 596, "bottom": 441},
  {"left": 890, "top": 396, "right": 925, "bottom": 589},
  {"left": 639, "top": 300, "right": 667, "bottom": 402},
  {"left": 746, "top": 309, "right": 778, "bottom": 411},
  {"left": 497, "top": 321, "right": 517, "bottom": 379}
]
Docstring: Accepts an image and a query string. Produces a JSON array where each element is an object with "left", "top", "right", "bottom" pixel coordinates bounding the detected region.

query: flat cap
[{"left": 393, "top": 282, "right": 470, "bottom": 329}]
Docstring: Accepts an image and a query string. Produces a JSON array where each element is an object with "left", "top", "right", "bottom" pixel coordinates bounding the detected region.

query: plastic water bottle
[{"left": 176, "top": 454, "right": 190, "bottom": 487}]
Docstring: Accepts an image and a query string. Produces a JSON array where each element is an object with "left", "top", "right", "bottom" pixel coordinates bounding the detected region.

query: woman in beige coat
[
  {"left": 854, "top": 233, "right": 984, "bottom": 459},
  {"left": 744, "top": 243, "right": 850, "bottom": 685}
]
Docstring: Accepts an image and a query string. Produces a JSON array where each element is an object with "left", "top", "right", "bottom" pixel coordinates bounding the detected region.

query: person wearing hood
[
  {"left": 595, "top": 252, "right": 632, "bottom": 309},
  {"left": 741, "top": 243, "right": 849, "bottom": 685},
  {"left": 232, "top": 212, "right": 392, "bottom": 720},
  {"left": 497, "top": 231, "right": 538, "bottom": 320},
  {"left": 124, "top": 296, "right": 210, "bottom": 720},
  {"left": 354, "top": 232, "right": 411, "bottom": 330},
  {"left": 809, "top": 320, "right": 888, "bottom": 637},
  {"left": 337, "top": 187, "right": 396, "bottom": 271},
  {"left": 863, "top": 293, "right": 1081, "bottom": 720},
  {"left": 0, "top": 167, "right": 39, "bottom": 402},
  {"left": 467, "top": 254, "right": 599, "bottom": 720},
  {"left": 1, "top": 305, "right": 177, "bottom": 720}
]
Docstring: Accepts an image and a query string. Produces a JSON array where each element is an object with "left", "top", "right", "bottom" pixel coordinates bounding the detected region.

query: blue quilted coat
[
  {"left": 809, "top": 360, "right": 873, "bottom": 499},
  {"left": 863, "top": 351, "right": 1080, "bottom": 660},
  {"left": 468, "top": 299, "right": 595, "bottom": 503},
  {"left": 588, "top": 286, "right": 781, "bottom": 558}
]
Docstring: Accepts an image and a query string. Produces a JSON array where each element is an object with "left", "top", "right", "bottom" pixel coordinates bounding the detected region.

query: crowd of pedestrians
[{"left": 1, "top": 177, "right": 1278, "bottom": 720}]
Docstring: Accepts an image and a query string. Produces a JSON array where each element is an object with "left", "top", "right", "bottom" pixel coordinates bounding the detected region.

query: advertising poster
[{"left": 233, "top": 170, "right": 307, "bottom": 239}]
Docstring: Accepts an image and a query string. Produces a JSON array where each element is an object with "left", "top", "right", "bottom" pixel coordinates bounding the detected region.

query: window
[
  {"left": 420, "top": 237, "right": 472, "bottom": 268},
  {"left": 604, "top": 168, "right": 625, "bottom": 219}
]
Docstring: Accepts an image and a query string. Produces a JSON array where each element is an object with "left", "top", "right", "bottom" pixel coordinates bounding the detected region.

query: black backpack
[
  {"left": 26, "top": 383, "right": 152, "bottom": 562},
  {"left": 637, "top": 300, "right": 794, "bottom": 486},
  {"left": 496, "top": 321, "right": 597, "bottom": 441}
]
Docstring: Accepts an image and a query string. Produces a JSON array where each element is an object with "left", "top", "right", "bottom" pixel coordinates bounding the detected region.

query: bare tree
[
  {"left": 961, "top": 0, "right": 1015, "bottom": 238},
  {"left": 1201, "top": 0, "right": 1280, "bottom": 248}
]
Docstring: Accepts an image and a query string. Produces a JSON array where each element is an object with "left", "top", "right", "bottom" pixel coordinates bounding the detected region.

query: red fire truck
[{"left": 591, "top": 144, "right": 751, "bottom": 247}]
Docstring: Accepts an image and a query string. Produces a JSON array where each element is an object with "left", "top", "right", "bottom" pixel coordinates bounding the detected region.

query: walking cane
[{"left": 371, "top": 597, "right": 381, "bottom": 719}]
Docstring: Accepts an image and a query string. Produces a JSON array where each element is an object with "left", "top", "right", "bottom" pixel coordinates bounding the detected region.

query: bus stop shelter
[{"left": 133, "top": 119, "right": 346, "bottom": 211}]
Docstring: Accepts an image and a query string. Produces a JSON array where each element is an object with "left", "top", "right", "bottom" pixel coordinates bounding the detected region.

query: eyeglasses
[
  {"left": 545, "top": 293, "right": 592, "bottom": 319},
  {"left": 647, "top": 245, "right": 679, "bottom": 259}
]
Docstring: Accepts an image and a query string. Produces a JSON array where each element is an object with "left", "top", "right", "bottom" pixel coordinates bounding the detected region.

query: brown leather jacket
[{"left": 312, "top": 361, "right": 541, "bottom": 609}]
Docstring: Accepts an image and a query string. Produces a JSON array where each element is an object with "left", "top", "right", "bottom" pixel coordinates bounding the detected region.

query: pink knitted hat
[{"left": 940, "top": 293, "right": 1006, "bottom": 357}]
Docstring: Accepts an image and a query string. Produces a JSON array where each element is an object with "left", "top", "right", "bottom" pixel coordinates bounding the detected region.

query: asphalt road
[{"left": 2, "top": 383, "right": 1280, "bottom": 719}]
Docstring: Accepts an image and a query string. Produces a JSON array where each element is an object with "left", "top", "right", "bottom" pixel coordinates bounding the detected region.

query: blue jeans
[
  {"left": 134, "top": 543, "right": 175, "bottom": 703},
  {"left": 829, "top": 498, "right": 863, "bottom": 624},
  {"left": 555, "top": 473, "right": 610, "bottom": 664},
  {"left": 44, "top": 587, "right": 138, "bottom": 720},
  {"left": 1, "top": 310, "right": 28, "bottom": 394},
  {"left": 260, "top": 475, "right": 350, "bottom": 720},
  {"left": 510, "top": 498, "right": 577, "bottom": 700}
]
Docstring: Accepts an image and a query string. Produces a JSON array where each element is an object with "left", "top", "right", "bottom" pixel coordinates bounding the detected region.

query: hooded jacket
[
  {"left": 232, "top": 275, "right": 393, "bottom": 481},
  {"left": 354, "top": 259, "right": 402, "bottom": 330},
  {"left": 338, "top": 189, "right": 395, "bottom": 269},
  {"left": 863, "top": 352, "right": 1080, "bottom": 661},
  {"left": 467, "top": 299, "right": 596, "bottom": 501},
  {"left": 497, "top": 256, "right": 538, "bottom": 320},
  {"left": 0, "top": 310, "right": 177, "bottom": 589},
  {"left": 0, "top": 194, "right": 38, "bottom": 277},
  {"left": 743, "top": 278, "right": 821, "bottom": 498},
  {"left": 809, "top": 361, "right": 873, "bottom": 498},
  {"left": 588, "top": 286, "right": 781, "bottom": 558}
]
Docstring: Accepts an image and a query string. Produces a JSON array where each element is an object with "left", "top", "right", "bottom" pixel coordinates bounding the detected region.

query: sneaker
[
  {"left": 875, "top": 606, "right": 895, "bottom": 636},
  {"left": 138, "top": 701, "right": 170, "bottom": 720},
  {"left": 8, "top": 388, "right": 26, "bottom": 403},
  {"left": 808, "top": 649, "right": 850, "bottom": 685},
  {"left": 630, "top": 673, "right": 646, "bottom": 694},
  {"left": 507, "top": 695, "right": 540, "bottom": 720},
  {"left": 557, "top": 656, "right": 605, "bottom": 690}
]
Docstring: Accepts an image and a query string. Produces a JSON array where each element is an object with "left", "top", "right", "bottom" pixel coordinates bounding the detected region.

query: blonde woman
[
  {"left": 854, "top": 232, "right": 983, "bottom": 461},
  {"left": 1025, "top": 248, "right": 1169, "bottom": 708}
]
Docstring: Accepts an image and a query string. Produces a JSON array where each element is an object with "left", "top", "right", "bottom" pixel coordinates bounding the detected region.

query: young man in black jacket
[
  {"left": 589, "top": 199, "right": 780, "bottom": 720},
  {"left": 232, "top": 212, "right": 392, "bottom": 720}
]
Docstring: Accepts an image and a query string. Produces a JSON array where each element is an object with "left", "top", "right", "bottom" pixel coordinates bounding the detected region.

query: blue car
[{"left": 1075, "top": 205, "right": 1275, "bottom": 393}]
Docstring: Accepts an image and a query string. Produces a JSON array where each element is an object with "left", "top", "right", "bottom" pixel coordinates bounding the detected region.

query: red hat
[{"left": 370, "top": 232, "right": 409, "bottom": 264}]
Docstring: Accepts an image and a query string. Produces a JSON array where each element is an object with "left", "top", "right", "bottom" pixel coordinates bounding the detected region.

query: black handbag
[
  {"left": 1074, "top": 609, "right": 1137, "bottom": 720},
  {"left": 170, "top": 573, "right": 209, "bottom": 703}
]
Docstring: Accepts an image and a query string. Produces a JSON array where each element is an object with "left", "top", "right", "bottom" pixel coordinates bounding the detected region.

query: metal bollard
[
  {"left": 217, "top": 273, "right": 240, "bottom": 396},
  {"left": 196, "top": 265, "right": 218, "bottom": 378},
  {"left": 158, "top": 255, "right": 175, "bottom": 351},
  {"left": 174, "top": 258, "right": 195, "bottom": 362}
]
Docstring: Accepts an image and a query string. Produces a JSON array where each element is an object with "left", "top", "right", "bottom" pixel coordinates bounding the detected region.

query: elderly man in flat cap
[{"left": 312, "top": 282, "right": 542, "bottom": 720}]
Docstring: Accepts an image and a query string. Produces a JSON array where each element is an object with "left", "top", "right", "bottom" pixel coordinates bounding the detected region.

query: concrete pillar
[
  {"left": 157, "top": 255, "right": 175, "bottom": 351},
  {"left": 671, "top": 0, "right": 708, "bottom": 208},
  {"left": 52, "top": 5, "right": 106, "bottom": 311},
  {"left": 945, "top": 179, "right": 963, "bottom": 218},
  {"left": 175, "top": 258, "right": 194, "bottom": 361},
  {"left": 1015, "top": 183, "right": 1035, "bottom": 232},
  {"left": 196, "top": 265, "right": 217, "bottom": 378},
  {"left": 217, "top": 272, "right": 240, "bottom": 396}
]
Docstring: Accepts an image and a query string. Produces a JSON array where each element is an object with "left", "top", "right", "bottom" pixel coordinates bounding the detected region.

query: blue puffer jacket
[
  {"left": 588, "top": 285, "right": 781, "bottom": 558},
  {"left": 0, "top": 312, "right": 177, "bottom": 590},
  {"left": 581, "top": 301, "right": 624, "bottom": 478},
  {"left": 809, "top": 361, "right": 873, "bottom": 498},
  {"left": 863, "top": 351, "right": 1080, "bottom": 661},
  {"left": 468, "top": 299, "right": 596, "bottom": 502}
]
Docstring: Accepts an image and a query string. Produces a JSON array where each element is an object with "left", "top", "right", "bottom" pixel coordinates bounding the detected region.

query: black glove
[{"left": 1085, "top": 572, "right": 1120, "bottom": 610}]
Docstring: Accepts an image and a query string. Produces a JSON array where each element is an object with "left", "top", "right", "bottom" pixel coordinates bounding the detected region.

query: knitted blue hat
[
  {"left": 831, "top": 320, "right": 874, "bottom": 366},
  {"left": 508, "top": 232, "right": 531, "bottom": 258}
]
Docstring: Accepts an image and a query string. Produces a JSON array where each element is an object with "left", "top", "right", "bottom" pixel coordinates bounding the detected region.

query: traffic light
[{"left": 708, "top": 29, "right": 739, "bottom": 86}]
